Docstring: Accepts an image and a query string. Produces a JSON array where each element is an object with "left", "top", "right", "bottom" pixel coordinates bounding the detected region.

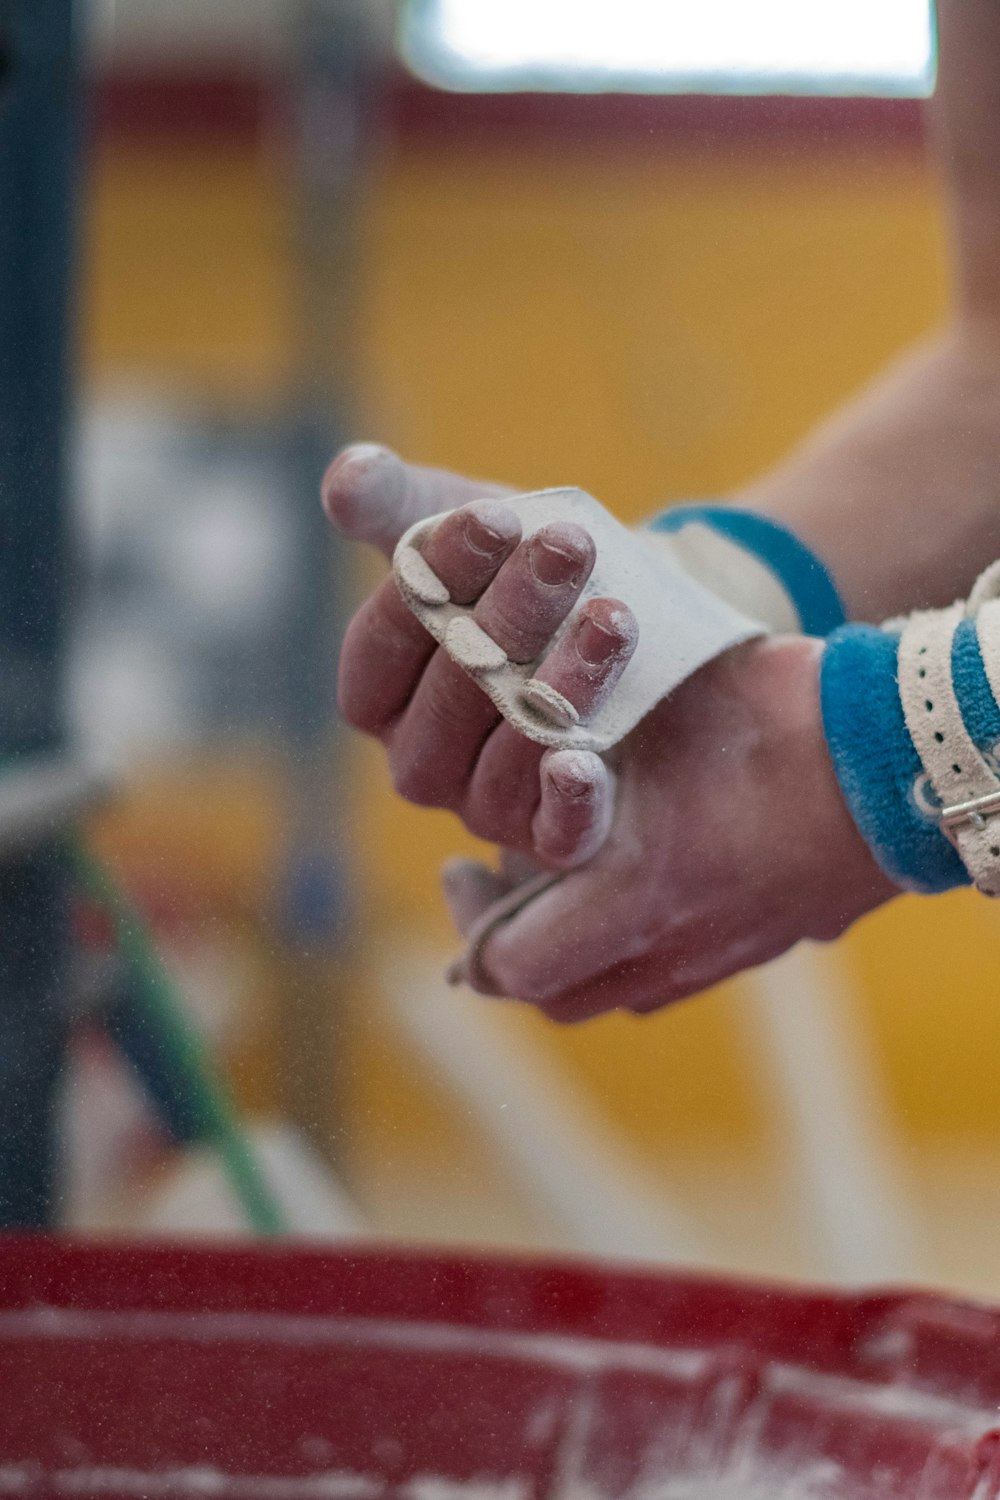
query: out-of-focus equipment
[
  {"left": 268, "top": 0, "right": 383, "bottom": 1174},
  {"left": 0, "top": 0, "right": 79, "bottom": 1228},
  {"left": 73, "top": 844, "right": 287, "bottom": 1236},
  {"left": 3, "top": 1236, "right": 998, "bottom": 1497}
]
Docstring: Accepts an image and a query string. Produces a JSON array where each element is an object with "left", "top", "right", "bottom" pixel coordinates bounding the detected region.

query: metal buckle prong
[{"left": 939, "top": 787, "right": 1000, "bottom": 833}]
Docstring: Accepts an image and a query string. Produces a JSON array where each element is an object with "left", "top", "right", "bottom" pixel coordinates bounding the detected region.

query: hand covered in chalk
[
  {"left": 325, "top": 444, "right": 896, "bottom": 1021},
  {"left": 326, "top": 445, "right": 636, "bottom": 870}
]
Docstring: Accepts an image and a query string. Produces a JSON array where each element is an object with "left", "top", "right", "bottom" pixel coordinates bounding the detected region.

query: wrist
[
  {"left": 744, "top": 636, "right": 900, "bottom": 933},
  {"left": 647, "top": 502, "right": 845, "bottom": 637},
  {"left": 819, "top": 587, "right": 1000, "bottom": 897},
  {"left": 735, "top": 328, "right": 1000, "bottom": 620}
]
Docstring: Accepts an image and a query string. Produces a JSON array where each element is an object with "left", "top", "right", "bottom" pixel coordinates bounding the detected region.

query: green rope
[{"left": 71, "top": 840, "right": 287, "bottom": 1237}]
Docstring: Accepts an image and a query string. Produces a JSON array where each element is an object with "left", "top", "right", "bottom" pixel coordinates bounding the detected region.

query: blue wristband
[
  {"left": 649, "top": 503, "right": 846, "bottom": 637},
  {"left": 820, "top": 618, "right": 1000, "bottom": 893}
]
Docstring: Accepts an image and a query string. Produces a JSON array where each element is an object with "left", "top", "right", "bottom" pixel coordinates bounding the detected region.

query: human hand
[
  {"left": 325, "top": 445, "right": 897, "bottom": 1021},
  {"left": 442, "top": 635, "right": 898, "bottom": 1019},
  {"left": 324, "top": 443, "right": 637, "bottom": 871}
]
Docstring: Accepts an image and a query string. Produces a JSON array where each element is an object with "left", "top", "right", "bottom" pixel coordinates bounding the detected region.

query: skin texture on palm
[
  {"left": 323, "top": 447, "right": 895, "bottom": 1020},
  {"left": 444, "top": 638, "right": 895, "bottom": 1021}
]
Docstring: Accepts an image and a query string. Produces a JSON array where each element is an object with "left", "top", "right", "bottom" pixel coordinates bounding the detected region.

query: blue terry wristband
[
  {"left": 821, "top": 619, "right": 1000, "bottom": 893},
  {"left": 649, "top": 503, "right": 846, "bottom": 637}
]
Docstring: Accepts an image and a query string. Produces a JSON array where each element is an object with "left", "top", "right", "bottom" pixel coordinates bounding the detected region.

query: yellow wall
[{"left": 86, "top": 125, "right": 1000, "bottom": 1162}]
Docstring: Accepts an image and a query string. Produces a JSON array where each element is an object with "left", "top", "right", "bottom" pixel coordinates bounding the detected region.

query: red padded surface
[{"left": 0, "top": 1239, "right": 999, "bottom": 1499}]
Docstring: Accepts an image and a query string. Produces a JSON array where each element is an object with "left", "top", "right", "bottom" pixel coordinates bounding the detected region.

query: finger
[
  {"left": 446, "top": 866, "right": 564, "bottom": 992},
  {"left": 421, "top": 501, "right": 521, "bottom": 605},
  {"left": 322, "top": 444, "right": 511, "bottom": 559},
  {"left": 440, "top": 857, "right": 514, "bottom": 937},
  {"left": 337, "top": 497, "right": 523, "bottom": 739},
  {"left": 472, "top": 864, "right": 642, "bottom": 1006},
  {"left": 392, "top": 521, "right": 591, "bottom": 803},
  {"left": 338, "top": 575, "right": 436, "bottom": 734},
  {"left": 542, "top": 954, "right": 676, "bottom": 1023},
  {"left": 387, "top": 652, "right": 500, "bottom": 807},
  {"left": 474, "top": 522, "right": 595, "bottom": 663},
  {"left": 461, "top": 720, "right": 545, "bottom": 846},
  {"left": 541, "top": 913, "right": 802, "bottom": 1022},
  {"left": 532, "top": 597, "right": 638, "bottom": 717},
  {"left": 531, "top": 750, "right": 615, "bottom": 869},
  {"left": 461, "top": 720, "right": 597, "bottom": 857},
  {"left": 488, "top": 910, "right": 686, "bottom": 1021},
  {"left": 461, "top": 597, "right": 633, "bottom": 851}
]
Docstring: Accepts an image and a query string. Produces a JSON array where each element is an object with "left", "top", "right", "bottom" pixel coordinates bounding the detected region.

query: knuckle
[
  {"left": 422, "top": 688, "right": 471, "bottom": 738},
  {"left": 421, "top": 668, "right": 488, "bottom": 738},
  {"left": 389, "top": 750, "right": 448, "bottom": 808}
]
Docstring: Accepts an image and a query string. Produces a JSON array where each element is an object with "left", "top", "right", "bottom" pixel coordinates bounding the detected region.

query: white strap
[
  {"left": 898, "top": 595, "right": 1000, "bottom": 894},
  {"left": 395, "top": 488, "right": 766, "bottom": 755},
  {"left": 646, "top": 522, "right": 800, "bottom": 634},
  {"left": 974, "top": 595, "right": 1000, "bottom": 723}
]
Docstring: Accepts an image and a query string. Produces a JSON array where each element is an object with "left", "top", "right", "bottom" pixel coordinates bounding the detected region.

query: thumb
[
  {"left": 440, "top": 857, "right": 514, "bottom": 936},
  {"left": 475, "top": 862, "right": 632, "bottom": 1008},
  {"left": 441, "top": 861, "right": 563, "bottom": 992},
  {"left": 322, "top": 444, "right": 511, "bottom": 559}
]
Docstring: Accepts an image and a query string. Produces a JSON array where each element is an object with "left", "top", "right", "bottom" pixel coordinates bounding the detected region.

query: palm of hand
[{"left": 469, "top": 636, "right": 893, "bottom": 1021}]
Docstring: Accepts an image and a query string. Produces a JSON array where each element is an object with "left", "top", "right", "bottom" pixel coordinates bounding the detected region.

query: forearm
[
  {"left": 736, "top": 328, "right": 1000, "bottom": 620},
  {"left": 934, "top": 0, "right": 1000, "bottom": 325},
  {"left": 735, "top": 1, "right": 1000, "bottom": 623}
]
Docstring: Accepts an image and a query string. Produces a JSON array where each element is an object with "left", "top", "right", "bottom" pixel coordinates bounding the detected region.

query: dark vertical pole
[
  {"left": 0, "top": 0, "right": 77, "bottom": 1227},
  {"left": 274, "top": 0, "right": 379, "bottom": 1171}
]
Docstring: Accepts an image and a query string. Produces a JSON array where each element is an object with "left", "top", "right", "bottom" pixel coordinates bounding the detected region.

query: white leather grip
[
  {"left": 393, "top": 487, "right": 766, "bottom": 754},
  {"left": 897, "top": 562, "right": 1000, "bottom": 895}
]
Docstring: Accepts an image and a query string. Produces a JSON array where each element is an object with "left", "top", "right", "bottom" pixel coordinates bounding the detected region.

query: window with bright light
[{"left": 399, "top": 0, "right": 935, "bottom": 98}]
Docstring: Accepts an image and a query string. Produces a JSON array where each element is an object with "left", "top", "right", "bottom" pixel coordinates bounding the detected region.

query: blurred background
[{"left": 14, "top": 0, "right": 1000, "bottom": 1295}]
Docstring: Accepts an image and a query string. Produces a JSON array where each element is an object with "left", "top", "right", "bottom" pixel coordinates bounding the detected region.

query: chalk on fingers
[
  {"left": 321, "top": 444, "right": 419, "bottom": 557},
  {"left": 532, "top": 748, "right": 615, "bottom": 869}
]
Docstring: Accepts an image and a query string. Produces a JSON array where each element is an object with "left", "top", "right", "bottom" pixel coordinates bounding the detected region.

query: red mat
[{"left": 1, "top": 1238, "right": 999, "bottom": 1498}]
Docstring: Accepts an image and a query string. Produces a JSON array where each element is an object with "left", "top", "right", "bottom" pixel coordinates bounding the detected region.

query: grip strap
[
  {"left": 896, "top": 565, "right": 1000, "bottom": 894},
  {"left": 394, "top": 487, "right": 768, "bottom": 754}
]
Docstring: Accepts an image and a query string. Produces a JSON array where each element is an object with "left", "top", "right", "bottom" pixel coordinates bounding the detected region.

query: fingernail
[
  {"left": 529, "top": 535, "right": 584, "bottom": 586},
  {"left": 341, "top": 441, "right": 388, "bottom": 466},
  {"left": 550, "top": 758, "right": 598, "bottom": 799},
  {"left": 326, "top": 442, "right": 387, "bottom": 482},
  {"left": 464, "top": 505, "right": 513, "bottom": 557},
  {"left": 576, "top": 614, "right": 620, "bottom": 665},
  {"left": 321, "top": 444, "right": 390, "bottom": 516}
]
